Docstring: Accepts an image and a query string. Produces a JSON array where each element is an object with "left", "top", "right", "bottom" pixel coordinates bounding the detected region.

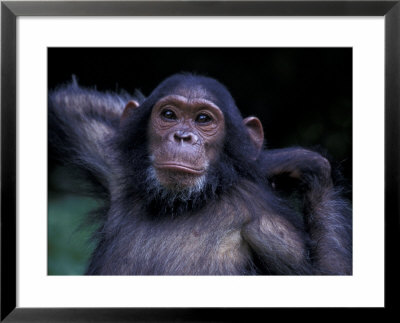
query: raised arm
[
  {"left": 48, "top": 81, "right": 142, "bottom": 195},
  {"left": 257, "top": 147, "right": 352, "bottom": 274}
]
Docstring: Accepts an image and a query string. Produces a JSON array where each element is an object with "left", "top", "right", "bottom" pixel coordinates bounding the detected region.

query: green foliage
[{"left": 48, "top": 194, "right": 98, "bottom": 275}]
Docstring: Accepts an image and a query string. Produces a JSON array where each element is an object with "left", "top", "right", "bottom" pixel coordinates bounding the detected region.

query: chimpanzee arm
[
  {"left": 260, "top": 147, "right": 352, "bottom": 275},
  {"left": 242, "top": 212, "right": 313, "bottom": 275},
  {"left": 48, "top": 81, "right": 139, "bottom": 194},
  {"left": 304, "top": 181, "right": 352, "bottom": 274}
]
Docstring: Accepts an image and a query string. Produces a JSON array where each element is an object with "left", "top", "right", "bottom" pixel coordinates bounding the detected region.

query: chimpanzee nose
[{"left": 173, "top": 130, "right": 198, "bottom": 144}]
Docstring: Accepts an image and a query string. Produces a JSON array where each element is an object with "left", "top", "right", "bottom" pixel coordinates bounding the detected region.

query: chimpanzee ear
[
  {"left": 243, "top": 116, "right": 264, "bottom": 157},
  {"left": 121, "top": 100, "right": 140, "bottom": 123}
]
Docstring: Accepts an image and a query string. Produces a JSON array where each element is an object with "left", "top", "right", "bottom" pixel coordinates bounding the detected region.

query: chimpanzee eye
[
  {"left": 161, "top": 109, "right": 177, "bottom": 120},
  {"left": 196, "top": 113, "right": 212, "bottom": 124}
]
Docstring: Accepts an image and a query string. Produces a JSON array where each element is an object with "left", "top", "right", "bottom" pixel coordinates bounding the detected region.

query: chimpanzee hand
[{"left": 261, "top": 147, "right": 333, "bottom": 189}]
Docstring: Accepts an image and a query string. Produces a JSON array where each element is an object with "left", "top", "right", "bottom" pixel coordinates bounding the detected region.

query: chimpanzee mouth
[{"left": 154, "top": 162, "right": 205, "bottom": 175}]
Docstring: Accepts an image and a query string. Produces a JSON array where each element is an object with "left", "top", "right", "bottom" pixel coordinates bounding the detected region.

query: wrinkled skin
[{"left": 148, "top": 94, "right": 225, "bottom": 190}]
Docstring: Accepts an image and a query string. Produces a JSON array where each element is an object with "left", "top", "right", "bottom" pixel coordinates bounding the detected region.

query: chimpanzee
[{"left": 48, "top": 73, "right": 352, "bottom": 275}]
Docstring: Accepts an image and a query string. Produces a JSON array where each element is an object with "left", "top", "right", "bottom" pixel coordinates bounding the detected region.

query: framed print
[{"left": 1, "top": 1, "right": 399, "bottom": 321}]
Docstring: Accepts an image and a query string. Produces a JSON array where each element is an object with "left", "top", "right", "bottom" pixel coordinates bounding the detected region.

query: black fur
[{"left": 49, "top": 74, "right": 352, "bottom": 275}]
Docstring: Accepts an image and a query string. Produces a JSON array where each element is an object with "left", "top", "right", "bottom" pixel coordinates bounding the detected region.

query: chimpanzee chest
[{"left": 111, "top": 211, "right": 252, "bottom": 275}]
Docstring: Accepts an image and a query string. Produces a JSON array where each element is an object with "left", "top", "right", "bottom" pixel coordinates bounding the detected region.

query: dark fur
[{"left": 49, "top": 74, "right": 352, "bottom": 275}]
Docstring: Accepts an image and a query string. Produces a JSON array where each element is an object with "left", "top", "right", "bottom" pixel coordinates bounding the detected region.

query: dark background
[{"left": 48, "top": 48, "right": 352, "bottom": 275}]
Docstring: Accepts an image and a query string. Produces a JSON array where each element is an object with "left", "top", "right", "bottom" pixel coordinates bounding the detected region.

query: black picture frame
[{"left": 1, "top": 1, "right": 399, "bottom": 321}]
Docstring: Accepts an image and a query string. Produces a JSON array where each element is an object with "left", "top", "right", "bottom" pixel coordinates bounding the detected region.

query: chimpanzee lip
[{"left": 154, "top": 162, "right": 205, "bottom": 175}]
